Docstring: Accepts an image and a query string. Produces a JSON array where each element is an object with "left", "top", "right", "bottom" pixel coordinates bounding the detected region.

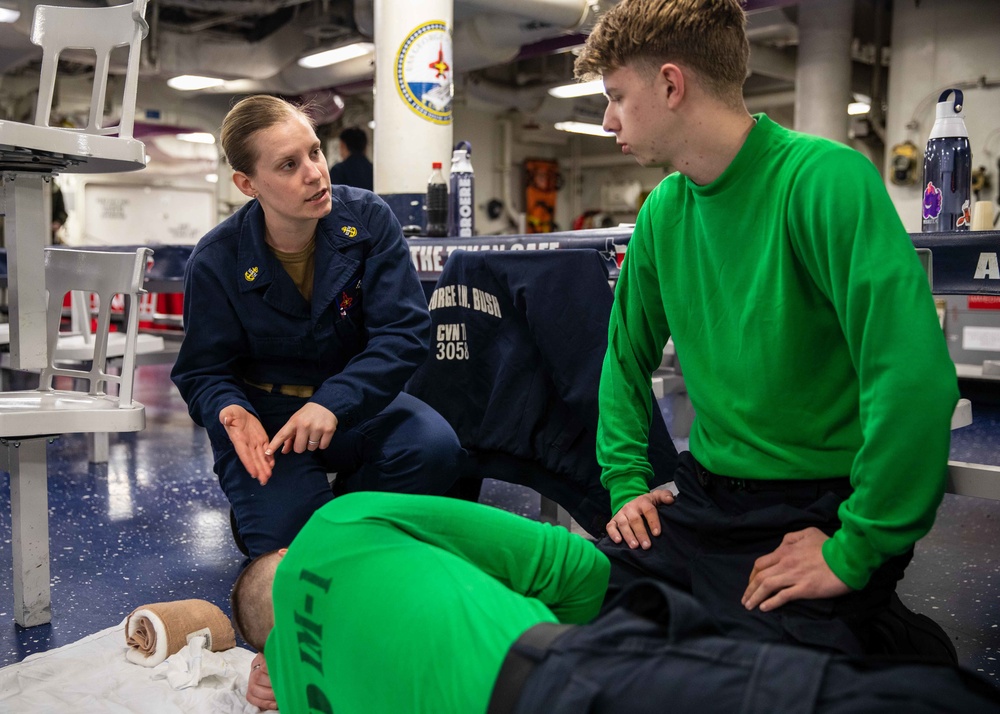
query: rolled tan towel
[{"left": 125, "top": 599, "right": 236, "bottom": 667}]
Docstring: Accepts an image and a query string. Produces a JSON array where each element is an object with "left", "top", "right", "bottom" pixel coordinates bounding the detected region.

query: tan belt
[{"left": 244, "top": 380, "right": 316, "bottom": 398}]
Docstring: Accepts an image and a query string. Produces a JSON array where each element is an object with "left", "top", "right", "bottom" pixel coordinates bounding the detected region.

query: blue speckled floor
[
  {"left": 1, "top": 365, "right": 999, "bottom": 685},
  {"left": 909, "top": 384, "right": 1000, "bottom": 679}
]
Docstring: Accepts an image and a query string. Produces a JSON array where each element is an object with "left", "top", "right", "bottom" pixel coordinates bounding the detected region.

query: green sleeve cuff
[
  {"left": 604, "top": 472, "right": 651, "bottom": 515},
  {"left": 822, "top": 528, "right": 883, "bottom": 591}
]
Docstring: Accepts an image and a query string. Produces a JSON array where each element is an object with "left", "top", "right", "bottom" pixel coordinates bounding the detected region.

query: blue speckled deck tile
[
  {"left": 0, "top": 364, "right": 246, "bottom": 666},
  {"left": 1, "top": 364, "right": 1000, "bottom": 687}
]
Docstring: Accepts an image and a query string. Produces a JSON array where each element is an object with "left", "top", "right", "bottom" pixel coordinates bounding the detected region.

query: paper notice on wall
[
  {"left": 83, "top": 183, "right": 214, "bottom": 245},
  {"left": 962, "top": 326, "right": 1000, "bottom": 352}
]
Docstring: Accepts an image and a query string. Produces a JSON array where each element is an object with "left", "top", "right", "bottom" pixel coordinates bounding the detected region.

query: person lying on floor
[{"left": 231, "top": 491, "right": 1000, "bottom": 713}]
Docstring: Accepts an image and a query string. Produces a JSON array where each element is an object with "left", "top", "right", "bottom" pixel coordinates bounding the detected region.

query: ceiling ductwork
[
  {"left": 354, "top": 0, "right": 598, "bottom": 76},
  {"left": 0, "top": 0, "right": 866, "bottom": 136},
  {"left": 0, "top": 0, "right": 600, "bottom": 108}
]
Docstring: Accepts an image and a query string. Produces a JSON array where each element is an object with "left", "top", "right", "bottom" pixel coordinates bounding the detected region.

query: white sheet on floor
[{"left": 0, "top": 620, "right": 261, "bottom": 713}]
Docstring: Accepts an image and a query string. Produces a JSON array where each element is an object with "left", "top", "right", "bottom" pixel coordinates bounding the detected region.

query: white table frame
[{"left": 1, "top": 132, "right": 144, "bottom": 627}]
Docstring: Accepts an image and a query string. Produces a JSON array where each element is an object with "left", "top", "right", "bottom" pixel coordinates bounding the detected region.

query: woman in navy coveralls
[{"left": 171, "top": 96, "right": 461, "bottom": 558}]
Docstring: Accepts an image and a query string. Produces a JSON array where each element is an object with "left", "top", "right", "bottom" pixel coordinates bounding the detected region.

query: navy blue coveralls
[
  {"left": 171, "top": 187, "right": 461, "bottom": 557},
  {"left": 492, "top": 579, "right": 1000, "bottom": 714}
]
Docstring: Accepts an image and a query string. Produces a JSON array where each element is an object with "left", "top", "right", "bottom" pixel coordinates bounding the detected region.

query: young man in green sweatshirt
[{"left": 576, "top": 0, "right": 959, "bottom": 657}]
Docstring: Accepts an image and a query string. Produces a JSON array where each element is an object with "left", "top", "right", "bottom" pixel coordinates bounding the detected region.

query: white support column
[
  {"left": 2, "top": 172, "right": 50, "bottom": 370},
  {"left": 794, "top": 0, "right": 854, "bottom": 142},
  {"left": 373, "top": 0, "right": 454, "bottom": 229},
  {"left": 7, "top": 437, "right": 52, "bottom": 627}
]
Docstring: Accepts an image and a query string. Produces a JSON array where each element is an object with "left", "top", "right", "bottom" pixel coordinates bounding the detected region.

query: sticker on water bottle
[
  {"left": 922, "top": 182, "right": 943, "bottom": 221},
  {"left": 956, "top": 200, "right": 972, "bottom": 228},
  {"left": 394, "top": 21, "right": 453, "bottom": 125}
]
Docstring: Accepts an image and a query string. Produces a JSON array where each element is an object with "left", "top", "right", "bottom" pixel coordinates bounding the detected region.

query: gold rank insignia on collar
[
  {"left": 244, "top": 266, "right": 259, "bottom": 282},
  {"left": 341, "top": 225, "right": 358, "bottom": 238}
]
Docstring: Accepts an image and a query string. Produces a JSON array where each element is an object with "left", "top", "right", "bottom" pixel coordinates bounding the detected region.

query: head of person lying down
[{"left": 230, "top": 548, "right": 285, "bottom": 652}]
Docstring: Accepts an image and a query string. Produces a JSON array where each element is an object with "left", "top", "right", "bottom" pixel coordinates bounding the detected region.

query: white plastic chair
[
  {"left": 0, "top": 0, "right": 150, "bottom": 383},
  {"left": 57, "top": 289, "right": 165, "bottom": 462},
  {"left": 32, "top": 0, "right": 149, "bottom": 139},
  {"left": 56, "top": 292, "right": 165, "bottom": 366},
  {"left": 0, "top": 0, "right": 148, "bottom": 173},
  {"left": 2, "top": 247, "right": 151, "bottom": 627}
]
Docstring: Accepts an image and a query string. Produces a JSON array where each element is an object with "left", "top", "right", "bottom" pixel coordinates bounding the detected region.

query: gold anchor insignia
[
  {"left": 244, "top": 266, "right": 259, "bottom": 282},
  {"left": 341, "top": 225, "right": 358, "bottom": 238}
]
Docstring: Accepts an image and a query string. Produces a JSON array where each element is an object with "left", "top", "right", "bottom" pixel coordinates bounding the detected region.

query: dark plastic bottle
[
  {"left": 425, "top": 162, "right": 448, "bottom": 237},
  {"left": 922, "top": 88, "right": 972, "bottom": 232}
]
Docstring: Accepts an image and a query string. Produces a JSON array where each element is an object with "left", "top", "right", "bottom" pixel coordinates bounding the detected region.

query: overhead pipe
[
  {"left": 146, "top": 19, "right": 313, "bottom": 81},
  {"left": 355, "top": 0, "right": 593, "bottom": 36},
  {"left": 463, "top": 75, "right": 548, "bottom": 115},
  {"left": 463, "top": 74, "right": 604, "bottom": 124},
  {"left": 452, "top": 14, "right": 582, "bottom": 73},
  {"left": 460, "top": 0, "right": 592, "bottom": 28},
  {"left": 748, "top": 43, "right": 796, "bottom": 83},
  {"left": 499, "top": 117, "right": 525, "bottom": 229},
  {"left": 745, "top": 90, "right": 796, "bottom": 113},
  {"left": 356, "top": 0, "right": 596, "bottom": 75}
]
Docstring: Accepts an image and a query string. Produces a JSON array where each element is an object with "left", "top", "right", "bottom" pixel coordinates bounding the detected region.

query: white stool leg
[
  {"left": 6, "top": 437, "right": 52, "bottom": 627},
  {"left": 88, "top": 432, "right": 109, "bottom": 463}
]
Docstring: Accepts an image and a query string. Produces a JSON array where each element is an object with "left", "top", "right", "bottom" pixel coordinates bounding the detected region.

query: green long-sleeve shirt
[
  {"left": 598, "top": 115, "right": 958, "bottom": 590},
  {"left": 265, "top": 492, "right": 610, "bottom": 714}
]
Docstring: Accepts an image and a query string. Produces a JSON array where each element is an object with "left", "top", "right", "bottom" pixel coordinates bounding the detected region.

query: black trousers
[
  {"left": 599, "top": 451, "right": 935, "bottom": 657},
  {"left": 500, "top": 581, "right": 1000, "bottom": 714}
]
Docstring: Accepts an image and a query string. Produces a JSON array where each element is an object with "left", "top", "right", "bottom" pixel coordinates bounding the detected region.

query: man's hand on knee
[
  {"left": 606, "top": 490, "right": 675, "bottom": 550},
  {"left": 742, "top": 527, "right": 851, "bottom": 612}
]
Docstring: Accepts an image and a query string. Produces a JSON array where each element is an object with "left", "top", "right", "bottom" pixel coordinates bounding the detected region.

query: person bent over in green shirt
[
  {"left": 230, "top": 492, "right": 999, "bottom": 713},
  {"left": 576, "top": 0, "right": 959, "bottom": 660}
]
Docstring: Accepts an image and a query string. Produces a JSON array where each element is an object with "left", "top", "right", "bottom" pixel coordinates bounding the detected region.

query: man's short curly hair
[
  {"left": 575, "top": 0, "right": 749, "bottom": 105},
  {"left": 231, "top": 549, "right": 283, "bottom": 652}
]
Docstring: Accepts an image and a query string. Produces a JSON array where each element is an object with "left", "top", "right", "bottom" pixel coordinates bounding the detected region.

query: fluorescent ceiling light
[
  {"left": 298, "top": 42, "right": 374, "bottom": 69},
  {"left": 176, "top": 132, "right": 216, "bottom": 144},
  {"left": 549, "top": 79, "right": 604, "bottom": 99},
  {"left": 848, "top": 101, "right": 870, "bottom": 116},
  {"left": 168, "top": 75, "right": 225, "bottom": 91},
  {"left": 205, "top": 173, "right": 219, "bottom": 184},
  {"left": 0, "top": 7, "right": 19, "bottom": 23},
  {"left": 554, "top": 121, "right": 614, "bottom": 137}
]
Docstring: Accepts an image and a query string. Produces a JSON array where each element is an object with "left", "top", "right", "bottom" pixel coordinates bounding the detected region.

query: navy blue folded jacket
[{"left": 406, "top": 248, "right": 677, "bottom": 536}]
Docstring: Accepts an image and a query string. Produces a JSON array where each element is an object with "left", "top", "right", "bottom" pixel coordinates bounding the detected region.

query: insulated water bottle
[
  {"left": 449, "top": 142, "right": 475, "bottom": 238},
  {"left": 922, "top": 88, "right": 972, "bottom": 232}
]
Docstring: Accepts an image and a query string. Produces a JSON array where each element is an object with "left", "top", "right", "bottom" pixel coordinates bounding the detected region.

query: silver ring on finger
[{"left": 307, "top": 439, "right": 319, "bottom": 446}]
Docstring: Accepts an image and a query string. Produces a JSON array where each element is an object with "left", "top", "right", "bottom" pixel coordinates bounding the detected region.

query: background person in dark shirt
[{"left": 329, "top": 126, "right": 373, "bottom": 191}]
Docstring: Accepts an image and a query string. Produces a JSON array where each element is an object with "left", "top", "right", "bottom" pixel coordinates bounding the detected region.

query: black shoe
[
  {"left": 863, "top": 592, "right": 958, "bottom": 665},
  {"left": 229, "top": 508, "right": 249, "bottom": 557}
]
